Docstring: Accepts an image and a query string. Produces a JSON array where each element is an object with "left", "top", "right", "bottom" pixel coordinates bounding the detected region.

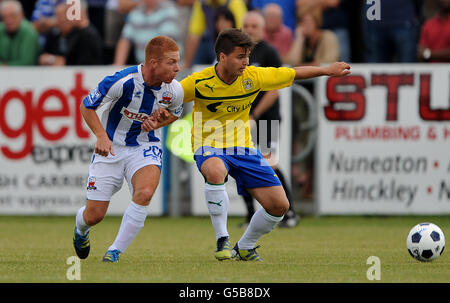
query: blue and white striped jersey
[
  {"left": 31, "top": 0, "right": 65, "bottom": 21},
  {"left": 83, "top": 64, "right": 184, "bottom": 147}
]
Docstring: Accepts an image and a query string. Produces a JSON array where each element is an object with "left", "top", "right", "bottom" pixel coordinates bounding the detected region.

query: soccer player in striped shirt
[
  {"left": 164, "top": 28, "right": 349, "bottom": 261},
  {"left": 73, "top": 36, "right": 184, "bottom": 263}
]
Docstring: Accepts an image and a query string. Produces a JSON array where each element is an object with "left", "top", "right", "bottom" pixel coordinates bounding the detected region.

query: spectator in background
[
  {"left": 114, "top": 0, "right": 180, "bottom": 66},
  {"left": 286, "top": 5, "right": 339, "bottom": 66},
  {"left": 205, "top": 7, "right": 236, "bottom": 65},
  {"left": 363, "top": 0, "right": 422, "bottom": 63},
  {"left": 86, "top": 0, "right": 107, "bottom": 43},
  {"left": 39, "top": 1, "right": 103, "bottom": 65},
  {"left": 118, "top": 0, "right": 140, "bottom": 12},
  {"left": 182, "top": 0, "right": 247, "bottom": 68},
  {"left": 418, "top": 0, "right": 450, "bottom": 62},
  {"left": 423, "top": 0, "right": 440, "bottom": 20},
  {"left": 214, "top": 7, "right": 235, "bottom": 41},
  {"left": 262, "top": 3, "right": 293, "bottom": 63},
  {"left": 297, "top": 0, "right": 351, "bottom": 62},
  {"left": 249, "top": 0, "right": 297, "bottom": 32},
  {"left": 0, "top": 0, "right": 40, "bottom": 65},
  {"left": 104, "top": 0, "right": 140, "bottom": 64},
  {"left": 285, "top": 5, "right": 338, "bottom": 201},
  {"left": 175, "top": 0, "right": 196, "bottom": 47},
  {"left": 31, "top": 0, "right": 64, "bottom": 46}
]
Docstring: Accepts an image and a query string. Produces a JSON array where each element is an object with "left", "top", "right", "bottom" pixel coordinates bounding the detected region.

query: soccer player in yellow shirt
[{"left": 143, "top": 28, "right": 350, "bottom": 261}]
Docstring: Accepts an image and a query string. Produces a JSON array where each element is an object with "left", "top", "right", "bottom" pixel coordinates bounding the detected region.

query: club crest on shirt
[
  {"left": 243, "top": 79, "right": 254, "bottom": 91},
  {"left": 159, "top": 91, "right": 173, "bottom": 105}
]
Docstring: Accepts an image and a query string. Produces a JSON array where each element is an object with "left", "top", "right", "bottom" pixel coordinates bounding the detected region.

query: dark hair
[
  {"left": 214, "top": 28, "right": 254, "bottom": 61},
  {"left": 215, "top": 7, "right": 236, "bottom": 30},
  {"left": 214, "top": 7, "right": 236, "bottom": 40}
]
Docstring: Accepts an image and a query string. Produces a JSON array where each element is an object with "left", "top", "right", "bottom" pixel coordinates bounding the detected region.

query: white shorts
[{"left": 85, "top": 144, "right": 162, "bottom": 201}]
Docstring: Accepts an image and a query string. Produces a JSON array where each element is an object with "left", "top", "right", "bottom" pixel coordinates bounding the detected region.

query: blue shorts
[{"left": 194, "top": 146, "right": 282, "bottom": 196}]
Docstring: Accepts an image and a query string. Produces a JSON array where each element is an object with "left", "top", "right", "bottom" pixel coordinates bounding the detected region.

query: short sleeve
[
  {"left": 167, "top": 81, "right": 185, "bottom": 117},
  {"left": 180, "top": 75, "right": 196, "bottom": 103},
  {"left": 83, "top": 73, "right": 122, "bottom": 109},
  {"left": 255, "top": 66, "right": 296, "bottom": 91}
]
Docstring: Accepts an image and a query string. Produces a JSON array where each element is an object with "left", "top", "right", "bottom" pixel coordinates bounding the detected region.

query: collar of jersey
[
  {"left": 214, "top": 63, "right": 239, "bottom": 86},
  {"left": 143, "top": 82, "right": 161, "bottom": 91},
  {"left": 138, "top": 64, "right": 162, "bottom": 91}
]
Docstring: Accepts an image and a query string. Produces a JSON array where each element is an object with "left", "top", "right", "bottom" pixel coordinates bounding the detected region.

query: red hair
[{"left": 145, "top": 36, "right": 179, "bottom": 62}]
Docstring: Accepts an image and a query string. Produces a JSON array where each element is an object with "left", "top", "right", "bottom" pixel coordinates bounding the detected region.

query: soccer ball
[{"left": 406, "top": 222, "right": 445, "bottom": 262}]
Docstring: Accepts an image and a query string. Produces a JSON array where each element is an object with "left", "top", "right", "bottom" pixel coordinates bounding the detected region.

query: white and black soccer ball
[{"left": 406, "top": 222, "right": 445, "bottom": 262}]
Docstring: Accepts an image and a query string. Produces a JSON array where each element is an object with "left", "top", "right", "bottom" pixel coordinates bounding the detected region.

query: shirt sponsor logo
[
  {"left": 206, "top": 101, "right": 223, "bottom": 112},
  {"left": 120, "top": 107, "right": 149, "bottom": 122}
]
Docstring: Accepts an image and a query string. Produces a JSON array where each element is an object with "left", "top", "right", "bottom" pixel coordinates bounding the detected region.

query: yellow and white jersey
[{"left": 181, "top": 65, "right": 295, "bottom": 152}]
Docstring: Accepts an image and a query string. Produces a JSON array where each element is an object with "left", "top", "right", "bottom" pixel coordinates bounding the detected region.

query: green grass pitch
[{"left": 0, "top": 215, "right": 449, "bottom": 283}]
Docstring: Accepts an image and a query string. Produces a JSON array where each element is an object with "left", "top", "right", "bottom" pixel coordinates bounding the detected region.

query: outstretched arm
[{"left": 293, "top": 62, "right": 351, "bottom": 80}]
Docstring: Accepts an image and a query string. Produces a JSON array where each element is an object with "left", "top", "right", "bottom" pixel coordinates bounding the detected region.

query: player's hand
[
  {"left": 141, "top": 116, "right": 159, "bottom": 132},
  {"left": 326, "top": 62, "right": 351, "bottom": 77},
  {"left": 95, "top": 134, "right": 115, "bottom": 157},
  {"left": 141, "top": 108, "right": 171, "bottom": 131},
  {"left": 153, "top": 108, "right": 171, "bottom": 123}
]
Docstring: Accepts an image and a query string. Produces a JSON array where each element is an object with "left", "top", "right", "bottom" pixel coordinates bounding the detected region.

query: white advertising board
[
  {"left": 0, "top": 67, "right": 163, "bottom": 215},
  {"left": 316, "top": 64, "right": 450, "bottom": 214}
]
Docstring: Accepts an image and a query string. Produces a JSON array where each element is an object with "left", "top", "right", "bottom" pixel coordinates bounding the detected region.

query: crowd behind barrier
[
  {"left": 0, "top": 0, "right": 449, "bottom": 67},
  {"left": 1, "top": 0, "right": 449, "bottom": 215}
]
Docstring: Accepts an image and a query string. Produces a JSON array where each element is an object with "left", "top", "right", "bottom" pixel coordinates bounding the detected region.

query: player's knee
[
  {"left": 133, "top": 188, "right": 155, "bottom": 205},
  {"left": 270, "top": 199, "right": 289, "bottom": 217},
  {"left": 280, "top": 200, "right": 290, "bottom": 215},
  {"left": 201, "top": 159, "right": 227, "bottom": 184},
  {"left": 204, "top": 171, "right": 226, "bottom": 185},
  {"left": 84, "top": 209, "right": 105, "bottom": 226}
]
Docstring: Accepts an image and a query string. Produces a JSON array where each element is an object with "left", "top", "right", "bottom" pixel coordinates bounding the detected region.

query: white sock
[
  {"left": 108, "top": 201, "right": 148, "bottom": 253},
  {"left": 75, "top": 206, "right": 90, "bottom": 236},
  {"left": 205, "top": 182, "right": 229, "bottom": 240},
  {"left": 238, "top": 208, "right": 284, "bottom": 250}
]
